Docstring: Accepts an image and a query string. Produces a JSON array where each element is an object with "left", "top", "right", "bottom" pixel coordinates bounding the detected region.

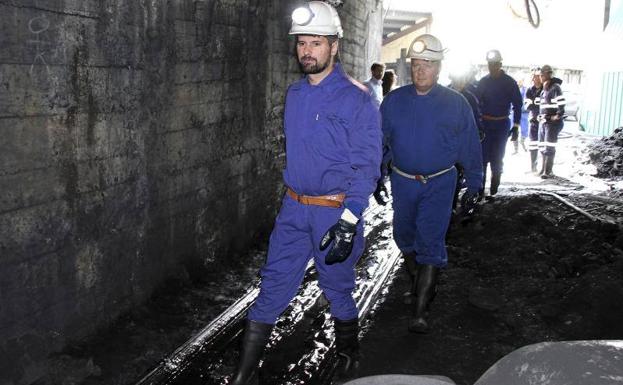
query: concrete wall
[{"left": 0, "top": 0, "right": 382, "bottom": 383}]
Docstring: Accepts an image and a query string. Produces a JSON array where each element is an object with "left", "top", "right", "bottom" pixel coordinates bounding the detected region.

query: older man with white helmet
[
  {"left": 380, "top": 34, "right": 482, "bottom": 333},
  {"left": 229, "top": 2, "right": 381, "bottom": 384}
]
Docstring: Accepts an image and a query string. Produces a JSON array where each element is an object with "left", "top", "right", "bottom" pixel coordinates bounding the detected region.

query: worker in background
[
  {"left": 365, "top": 63, "right": 391, "bottom": 206},
  {"left": 380, "top": 34, "right": 482, "bottom": 333},
  {"left": 515, "top": 78, "right": 529, "bottom": 154},
  {"left": 449, "top": 68, "right": 484, "bottom": 214},
  {"left": 537, "top": 64, "right": 565, "bottom": 178},
  {"left": 229, "top": 2, "right": 381, "bottom": 384},
  {"left": 524, "top": 69, "right": 543, "bottom": 173},
  {"left": 382, "top": 69, "right": 397, "bottom": 96},
  {"left": 363, "top": 62, "right": 385, "bottom": 108},
  {"left": 475, "top": 49, "right": 523, "bottom": 200},
  {"left": 465, "top": 64, "right": 479, "bottom": 95}
]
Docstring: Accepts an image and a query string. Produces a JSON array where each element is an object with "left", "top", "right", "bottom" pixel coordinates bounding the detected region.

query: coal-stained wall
[{"left": 0, "top": 0, "right": 382, "bottom": 383}]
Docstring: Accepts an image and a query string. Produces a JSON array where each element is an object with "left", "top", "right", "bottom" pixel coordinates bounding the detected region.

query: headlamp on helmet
[
  {"left": 407, "top": 34, "right": 445, "bottom": 61},
  {"left": 292, "top": 5, "right": 314, "bottom": 26},
  {"left": 289, "top": 1, "right": 343, "bottom": 38}
]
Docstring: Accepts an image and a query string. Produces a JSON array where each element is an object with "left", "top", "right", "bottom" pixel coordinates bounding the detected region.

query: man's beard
[{"left": 298, "top": 55, "right": 330, "bottom": 74}]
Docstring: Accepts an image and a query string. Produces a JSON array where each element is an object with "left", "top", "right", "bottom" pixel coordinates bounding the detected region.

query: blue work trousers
[
  {"left": 390, "top": 167, "right": 456, "bottom": 268},
  {"left": 539, "top": 122, "right": 564, "bottom": 156},
  {"left": 248, "top": 194, "right": 364, "bottom": 325},
  {"left": 528, "top": 118, "right": 539, "bottom": 150},
  {"left": 481, "top": 119, "right": 511, "bottom": 175}
]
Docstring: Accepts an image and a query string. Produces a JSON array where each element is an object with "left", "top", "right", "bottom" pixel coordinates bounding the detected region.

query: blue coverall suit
[
  {"left": 475, "top": 72, "right": 523, "bottom": 180},
  {"left": 538, "top": 78, "right": 565, "bottom": 156},
  {"left": 380, "top": 84, "right": 482, "bottom": 267},
  {"left": 248, "top": 64, "right": 382, "bottom": 324}
]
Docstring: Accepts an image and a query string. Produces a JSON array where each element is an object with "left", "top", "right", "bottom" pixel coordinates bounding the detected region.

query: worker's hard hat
[
  {"left": 406, "top": 34, "right": 445, "bottom": 61},
  {"left": 486, "top": 49, "right": 503, "bottom": 62},
  {"left": 289, "top": 1, "right": 343, "bottom": 38},
  {"left": 540, "top": 64, "right": 553, "bottom": 74}
]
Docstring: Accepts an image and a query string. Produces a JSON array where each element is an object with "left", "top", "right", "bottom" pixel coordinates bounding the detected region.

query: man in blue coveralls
[
  {"left": 380, "top": 34, "right": 482, "bottom": 333},
  {"left": 229, "top": 2, "right": 381, "bottom": 384},
  {"left": 475, "top": 49, "right": 522, "bottom": 200}
]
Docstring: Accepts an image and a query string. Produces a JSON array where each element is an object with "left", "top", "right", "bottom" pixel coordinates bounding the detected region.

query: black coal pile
[{"left": 587, "top": 126, "right": 623, "bottom": 178}]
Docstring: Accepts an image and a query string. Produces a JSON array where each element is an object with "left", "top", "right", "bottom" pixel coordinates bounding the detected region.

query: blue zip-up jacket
[
  {"left": 539, "top": 77, "right": 565, "bottom": 119},
  {"left": 283, "top": 63, "right": 382, "bottom": 217},
  {"left": 525, "top": 85, "right": 542, "bottom": 121},
  {"left": 476, "top": 70, "right": 523, "bottom": 125},
  {"left": 380, "top": 84, "right": 483, "bottom": 193}
]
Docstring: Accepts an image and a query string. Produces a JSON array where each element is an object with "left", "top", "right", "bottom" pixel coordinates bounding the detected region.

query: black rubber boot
[
  {"left": 408, "top": 264, "right": 438, "bottom": 334},
  {"left": 332, "top": 318, "right": 360, "bottom": 384},
  {"left": 541, "top": 154, "right": 555, "bottom": 179},
  {"left": 402, "top": 252, "right": 419, "bottom": 305},
  {"left": 530, "top": 150, "right": 538, "bottom": 173},
  {"left": 230, "top": 320, "right": 273, "bottom": 385},
  {"left": 538, "top": 153, "right": 547, "bottom": 176},
  {"left": 489, "top": 172, "right": 501, "bottom": 196}
]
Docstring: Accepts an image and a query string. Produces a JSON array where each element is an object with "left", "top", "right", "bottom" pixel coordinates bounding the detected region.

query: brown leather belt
[
  {"left": 482, "top": 114, "right": 508, "bottom": 121},
  {"left": 287, "top": 188, "right": 345, "bottom": 208}
]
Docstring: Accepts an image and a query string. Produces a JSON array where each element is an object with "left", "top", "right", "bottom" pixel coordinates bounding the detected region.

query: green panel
[{"left": 581, "top": 71, "right": 623, "bottom": 136}]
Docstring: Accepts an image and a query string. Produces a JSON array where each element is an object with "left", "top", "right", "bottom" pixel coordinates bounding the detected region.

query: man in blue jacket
[
  {"left": 381, "top": 34, "right": 482, "bottom": 333},
  {"left": 524, "top": 69, "right": 543, "bottom": 173},
  {"left": 537, "top": 64, "right": 565, "bottom": 178},
  {"left": 476, "top": 49, "right": 523, "bottom": 200},
  {"left": 230, "top": 2, "right": 381, "bottom": 384}
]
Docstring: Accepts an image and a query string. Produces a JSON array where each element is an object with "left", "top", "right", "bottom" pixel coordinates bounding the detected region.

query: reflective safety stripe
[
  {"left": 527, "top": 138, "right": 540, "bottom": 150},
  {"left": 537, "top": 141, "right": 558, "bottom": 147},
  {"left": 534, "top": 97, "right": 541, "bottom": 105},
  {"left": 540, "top": 103, "right": 558, "bottom": 109}
]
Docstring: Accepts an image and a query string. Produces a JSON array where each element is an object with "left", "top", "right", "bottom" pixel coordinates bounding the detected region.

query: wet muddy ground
[
  {"left": 358, "top": 193, "right": 623, "bottom": 384},
  {"left": 36, "top": 127, "right": 623, "bottom": 385}
]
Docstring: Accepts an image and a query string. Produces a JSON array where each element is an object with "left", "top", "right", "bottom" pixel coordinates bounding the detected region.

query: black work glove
[
  {"left": 460, "top": 192, "right": 479, "bottom": 224},
  {"left": 319, "top": 219, "right": 357, "bottom": 265},
  {"left": 510, "top": 124, "right": 519, "bottom": 141},
  {"left": 478, "top": 129, "right": 486, "bottom": 142},
  {"left": 373, "top": 179, "right": 388, "bottom": 206}
]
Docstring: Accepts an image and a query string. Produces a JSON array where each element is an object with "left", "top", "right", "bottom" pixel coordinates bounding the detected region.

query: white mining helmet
[
  {"left": 486, "top": 49, "right": 503, "bottom": 62},
  {"left": 289, "top": 1, "right": 343, "bottom": 38},
  {"left": 406, "top": 34, "right": 445, "bottom": 61}
]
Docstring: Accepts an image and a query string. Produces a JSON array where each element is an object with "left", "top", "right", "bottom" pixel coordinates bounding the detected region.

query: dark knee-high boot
[
  {"left": 402, "top": 252, "right": 419, "bottom": 305},
  {"left": 490, "top": 172, "right": 501, "bottom": 196},
  {"left": 408, "top": 264, "right": 439, "bottom": 334},
  {"left": 230, "top": 320, "right": 273, "bottom": 385},
  {"left": 332, "top": 318, "right": 360, "bottom": 384},
  {"left": 538, "top": 153, "right": 547, "bottom": 176},
  {"left": 530, "top": 150, "right": 538, "bottom": 173},
  {"left": 541, "top": 153, "right": 555, "bottom": 179}
]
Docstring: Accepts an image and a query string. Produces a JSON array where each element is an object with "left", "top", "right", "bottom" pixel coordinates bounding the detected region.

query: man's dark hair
[{"left": 371, "top": 62, "right": 385, "bottom": 72}]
